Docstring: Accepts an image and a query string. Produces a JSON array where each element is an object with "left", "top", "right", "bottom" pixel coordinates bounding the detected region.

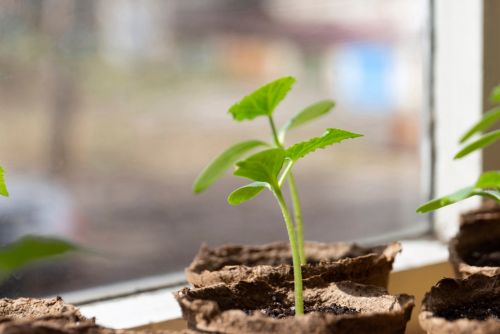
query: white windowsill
[{"left": 59, "top": 239, "right": 448, "bottom": 329}]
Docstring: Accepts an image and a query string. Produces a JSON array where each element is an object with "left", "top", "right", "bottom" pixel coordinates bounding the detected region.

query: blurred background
[{"left": 0, "top": 0, "right": 426, "bottom": 297}]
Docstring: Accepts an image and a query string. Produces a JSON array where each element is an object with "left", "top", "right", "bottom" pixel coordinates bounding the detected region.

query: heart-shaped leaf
[
  {"left": 229, "top": 77, "right": 296, "bottom": 121},
  {"left": 234, "top": 148, "right": 285, "bottom": 187}
]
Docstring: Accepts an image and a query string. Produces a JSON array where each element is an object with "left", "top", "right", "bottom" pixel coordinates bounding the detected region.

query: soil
[
  {"left": 244, "top": 302, "right": 358, "bottom": 319},
  {"left": 449, "top": 205, "right": 500, "bottom": 278},
  {"left": 434, "top": 299, "right": 500, "bottom": 321},
  {"left": 420, "top": 275, "right": 500, "bottom": 334},
  {"left": 463, "top": 242, "right": 500, "bottom": 267}
]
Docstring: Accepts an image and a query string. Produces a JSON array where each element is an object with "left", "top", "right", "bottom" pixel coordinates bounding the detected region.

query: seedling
[
  {"left": 0, "top": 165, "right": 77, "bottom": 283},
  {"left": 193, "top": 77, "right": 362, "bottom": 315},
  {"left": 417, "top": 84, "right": 500, "bottom": 213}
]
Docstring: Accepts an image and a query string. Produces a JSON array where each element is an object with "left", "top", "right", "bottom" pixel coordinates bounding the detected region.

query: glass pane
[{"left": 0, "top": 0, "right": 426, "bottom": 297}]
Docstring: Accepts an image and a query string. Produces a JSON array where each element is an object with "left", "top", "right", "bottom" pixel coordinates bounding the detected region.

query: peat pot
[
  {"left": 0, "top": 297, "right": 96, "bottom": 334},
  {"left": 186, "top": 241, "right": 401, "bottom": 289},
  {"left": 176, "top": 279, "right": 414, "bottom": 334},
  {"left": 449, "top": 205, "right": 500, "bottom": 278},
  {"left": 419, "top": 274, "right": 500, "bottom": 334},
  {"left": 0, "top": 297, "right": 185, "bottom": 334}
]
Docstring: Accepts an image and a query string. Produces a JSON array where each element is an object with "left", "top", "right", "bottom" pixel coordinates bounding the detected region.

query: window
[{"left": 0, "top": 0, "right": 427, "bottom": 298}]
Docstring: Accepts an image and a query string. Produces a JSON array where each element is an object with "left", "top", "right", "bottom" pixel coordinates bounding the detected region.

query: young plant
[
  {"left": 193, "top": 77, "right": 362, "bottom": 315},
  {"left": 0, "top": 165, "right": 78, "bottom": 283},
  {"left": 417, "top": 84, "right": 500, "bottom": 213},
  {"left": 194, "top": 77, "right": 337, "bottom": 265}
]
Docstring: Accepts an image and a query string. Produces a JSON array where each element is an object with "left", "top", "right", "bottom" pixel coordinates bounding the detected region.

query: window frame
[{"left": 431, "top": 0, "right": 499, "bottom": 240}]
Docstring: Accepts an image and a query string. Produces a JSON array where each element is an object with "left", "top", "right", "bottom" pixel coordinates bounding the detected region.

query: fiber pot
[
  {"left": 186, "top": 241, "right": 400, "bottom": 289},
  {"left": 449, "top": 204, "right": 500, "bottom": 278},
  {"left": 419, "top": 274, "right": 500, "bottom": 334},
  {"left": 0, "top": 297, "right": 185, "bottom": 334},
  {"left": 176, "top": 278, "right": 414, "bottom": 334},
  {"left": 0, "top": 297, "right": 96, "bottom": 334}
]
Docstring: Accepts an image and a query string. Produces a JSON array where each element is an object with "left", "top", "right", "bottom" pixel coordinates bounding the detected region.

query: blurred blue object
[{"left": 334, "top": 42, "right": 395, "bottom": 113}]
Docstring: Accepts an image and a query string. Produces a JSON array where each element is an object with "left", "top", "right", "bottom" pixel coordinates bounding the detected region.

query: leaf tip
[{"left": 227, "top": 197, "right": 239, "bottom": 206}]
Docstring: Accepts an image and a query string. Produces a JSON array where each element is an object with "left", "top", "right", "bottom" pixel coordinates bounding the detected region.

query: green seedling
[
  {"left": 417, "top": 84, "right": 500, "bottom": 213},
  {"left": 0, "top": 165, "right": 78, "bottom": 283},
  {"left": 193, "top": 77, "right": 362, "bottom": 315}
]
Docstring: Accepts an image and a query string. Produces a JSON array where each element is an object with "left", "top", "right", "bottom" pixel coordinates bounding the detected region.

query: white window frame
[{"left": 431, "top": 0, "right": 499, "bottom": 240}]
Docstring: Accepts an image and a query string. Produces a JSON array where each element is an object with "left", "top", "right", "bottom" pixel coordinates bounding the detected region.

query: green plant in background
[
  {"left": 417, "top": 84, "right": 500, "bottom": 213},
  {"left": 193, "top": 77, "right": 362, "bottom": 316},
  {"left": 0, "top": 165, "right": 77, "bottom": 283}
]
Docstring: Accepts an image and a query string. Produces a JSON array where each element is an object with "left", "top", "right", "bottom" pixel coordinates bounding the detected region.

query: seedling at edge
[{"left": 417, "top": 84, "right": 500, "bottom": 213}]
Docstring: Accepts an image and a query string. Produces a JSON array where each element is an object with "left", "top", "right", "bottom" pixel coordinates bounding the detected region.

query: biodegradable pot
[
  {"left": 186, "top": 241, "right": 400, "bottom": 289},
  {"left": 0, "top": 297, "right": 184, "bottom": 334},
  {"left": 449, "top": 205, "right": 500, "bottom": 278},
  {"left": 419, "top": 274, "right": 500, "bottom": 334},
  {"left": 0, "top": 297, "right": 87, "bottom": 323},
  {"left": 176, "top": 278, "right": 414, "bottom": 334},
  {"left": 0, "top": 297, "right": 96, "bottom": 334}
]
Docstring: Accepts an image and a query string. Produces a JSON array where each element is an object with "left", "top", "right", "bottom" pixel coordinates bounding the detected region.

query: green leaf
[
  {"left": 491, "top": 84, "right": 500, "bottom": 104},
  {"left": 0, "top": 165, "right": 8, "bottom": 197},
  {"left": 227, "top": 182, "right": 269, "bottom": 206},
  {"left": 279, "top": 100, "right": 335, "bottom": 142},
  {"left": 234, "top": 148, "right": 285, "bottom": 186},
  {"left": 475, "top": 171, "right": 500, "bottom": 188},
  {"left": 0, "top": 236, "right": 78, "bottom": 279},
  {"left": 417, "top": 187, "right": 475, "bottom": 213},
  {"left": 193, "top": 140, "right": 268, "bottom": 193},
  {"left": 459, "top": 107, "right": 500, "bottom": 143},
  {"left": 475, "top": 189, "right": 500, "bottom": 201},
  {"left": 454, "top": 129, "right": 500, "bottom": 159},
  {"left": 229, "top": 76, "right": 296, "bottom": 121},
  {"left": 286, "top": 128, "right": 363, "bottom": 162},
  {"left": 416, "top": 186, "right": 500, "bottom": 213}
]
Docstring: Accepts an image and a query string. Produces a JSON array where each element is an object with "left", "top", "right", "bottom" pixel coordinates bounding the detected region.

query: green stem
[
  {"left": 288, "top": 172, "right": 305, "bottom": 265},
  {"left": 274, "top": 187, "right": 304, "bottom": 316},
  {"left": 278, "top": 159, "right": 294, "bottom": 186},
  {"left": 268, "top": 116, "right": 282, "bottom": 148},
  {"left": 268, "top": 115, "right": 306, "bottom": 265}
]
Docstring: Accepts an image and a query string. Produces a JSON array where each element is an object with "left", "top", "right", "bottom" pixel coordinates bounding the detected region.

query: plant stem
[
  {"left": 278, "top": 159, "right": 294, "bottom": 186},
  {"left": 268, "top": 115, "right": 306, "bottom": 265},
  {"left": 287, "top": 173, "right": 305, "bottom": 264},
  {"left": 274, "top": 187, "right": 304, "bottom": 316},
  {"left": 268, "top": 116, "right": 282, "bottom": 148}
]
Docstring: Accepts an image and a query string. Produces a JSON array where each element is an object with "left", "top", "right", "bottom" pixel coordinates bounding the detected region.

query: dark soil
[
  {"left": 434, "top": 299, "right": 500, "bottom": 321},
  {"left": 244, "top": 302, "right": 359, "bottom": 319},
  {"left": 463, "top": 243, "right": 500, "bottom": 267}
]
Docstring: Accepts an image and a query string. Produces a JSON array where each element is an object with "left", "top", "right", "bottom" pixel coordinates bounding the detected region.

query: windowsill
[{"left": 59, "top": 239, "right": 449, "bottom": 330}]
